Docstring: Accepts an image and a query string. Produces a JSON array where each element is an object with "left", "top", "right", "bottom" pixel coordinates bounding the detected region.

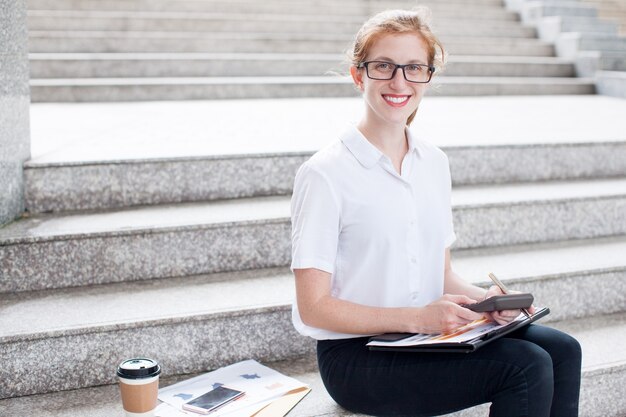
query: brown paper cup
[{"left": 117, "top": 358, "right": 161, "bottom": 417}]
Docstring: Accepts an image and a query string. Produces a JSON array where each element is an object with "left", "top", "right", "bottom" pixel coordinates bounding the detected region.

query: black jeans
[{"left": 317, "top": 325, "right": 581, "bottom": 417}]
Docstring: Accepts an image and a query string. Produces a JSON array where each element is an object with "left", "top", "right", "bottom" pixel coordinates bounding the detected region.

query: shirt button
[{"left": 410, "top": 257, "right": 417, "bottom": 263}]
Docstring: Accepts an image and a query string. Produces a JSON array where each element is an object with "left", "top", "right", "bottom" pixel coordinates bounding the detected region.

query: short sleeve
[{"left": 290, "top": 163, "right": 341, "bottom": 274}]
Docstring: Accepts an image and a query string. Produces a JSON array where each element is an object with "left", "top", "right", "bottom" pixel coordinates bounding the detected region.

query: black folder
[{"left": 368, "top": 307, "right": 550, "bottom": 353}]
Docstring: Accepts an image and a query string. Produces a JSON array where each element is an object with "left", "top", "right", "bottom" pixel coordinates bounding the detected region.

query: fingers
[
  {"left": 441, "top": 294, "right": 488, "bottom": 322},
  {"left": 485, "top": 285, "right": 504, "bottom": 298},
  {"left": 491, "top": 309, "right": 520, "bottom": 324},
  {"left": 443, "top": 293, "right": 477, "bottom": 305},
  {"left": 499, "top": 309, "right": 520, "bottom": 318},
  {"left": 454, "top": 304, "right": 485, "bottom": 322}
]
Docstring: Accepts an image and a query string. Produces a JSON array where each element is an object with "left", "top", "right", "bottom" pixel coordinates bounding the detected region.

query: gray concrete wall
[{"left": 0, "top": 0, "right": 30, "bottom": 225}]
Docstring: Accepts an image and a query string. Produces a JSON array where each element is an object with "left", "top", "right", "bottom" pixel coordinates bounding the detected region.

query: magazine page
[
  {"left": 367, "top": 314, "right": 526, "bottom": 348},
  {"left": 157, "top": 359, "right": 307, "bottom": 417}
]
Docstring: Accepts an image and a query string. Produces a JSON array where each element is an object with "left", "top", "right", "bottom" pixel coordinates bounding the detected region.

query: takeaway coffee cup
[{"left": 117, "top": 358, "right": 162, "bottom": 417}]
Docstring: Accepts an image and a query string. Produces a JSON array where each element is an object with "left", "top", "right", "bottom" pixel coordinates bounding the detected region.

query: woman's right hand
[{"left": 406, "top": 294, "right": 486, "bottom": 334}]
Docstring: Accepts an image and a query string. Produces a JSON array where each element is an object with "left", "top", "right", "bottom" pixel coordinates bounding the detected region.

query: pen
[{"left": 488, "top": 272, "right": 532, "bottom": 318}]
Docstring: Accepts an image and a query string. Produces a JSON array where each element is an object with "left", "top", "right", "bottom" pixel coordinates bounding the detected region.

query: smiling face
[{"left": 351, "top": 32, "right": 431, "bottom": 130}]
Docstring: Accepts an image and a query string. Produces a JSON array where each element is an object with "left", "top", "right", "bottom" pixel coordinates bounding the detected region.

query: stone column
[{"left": 0, "top": 0, "right": 30, "bottom": 225}]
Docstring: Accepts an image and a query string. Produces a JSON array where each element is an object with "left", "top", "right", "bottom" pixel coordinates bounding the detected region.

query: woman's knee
[
  {"left": 555, "top": 332, "right": 582, "bottom": 364},
  {"left": 490, "top": 342, "right": 554, "bottom": 417},
  {"left": 536, "top": 326, "right": 582, "bottom": 369},
  {"left": 520, "top": 325, "right": 582, "bottom": 363},
  {"left": 493, "top": 340, "right": 554, "bottom": 392},
  {"left": 521, "top": 343, "right": 554, "bottom": 383}
]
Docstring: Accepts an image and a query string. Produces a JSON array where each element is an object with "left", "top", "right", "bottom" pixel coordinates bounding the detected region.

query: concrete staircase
[
  {"left": 506, "top": 0, "right": 626, "bottom": 97},
  {"left": 1, "top": 0, "right": 626, "bottom": 416},
  {"left": 26, "top": 0, "right": 597, "bottom": 101}
]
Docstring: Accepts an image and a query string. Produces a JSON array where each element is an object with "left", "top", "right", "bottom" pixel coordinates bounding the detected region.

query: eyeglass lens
[{"left": 366, "top": 61, "right": 432, "bottom": 83}]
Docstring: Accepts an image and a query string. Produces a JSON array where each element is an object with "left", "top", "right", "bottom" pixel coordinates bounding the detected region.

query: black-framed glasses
[{"left": 358, "top": 61, "right": 435, "bottom": 83}]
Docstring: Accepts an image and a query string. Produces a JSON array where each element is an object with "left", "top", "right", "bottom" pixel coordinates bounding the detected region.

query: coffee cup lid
[{"left": 117, "top": 358, "right": 161, "bottom": 379}]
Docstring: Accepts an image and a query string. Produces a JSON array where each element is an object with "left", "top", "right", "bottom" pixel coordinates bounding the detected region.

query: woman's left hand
[{"left": 484, "top": 285, "right": 535, "bottom": 325}]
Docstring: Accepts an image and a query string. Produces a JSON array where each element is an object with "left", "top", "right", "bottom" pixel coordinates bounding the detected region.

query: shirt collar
[
  {"left": 340, "top": 126, "right": 383, "bottom": 169},
  {"left": 406, "top": 128, "right": 422, "bottom": 157},
  {"left": 341, "top": 125, "right": 422, "bottom": 169}
]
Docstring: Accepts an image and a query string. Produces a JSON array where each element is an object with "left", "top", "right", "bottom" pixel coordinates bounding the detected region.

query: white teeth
[{"left": 384, "top": 95, "right": 408, "bottom": 104}]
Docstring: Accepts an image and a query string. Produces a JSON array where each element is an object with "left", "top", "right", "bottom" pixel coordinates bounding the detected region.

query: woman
[{"left": 290, "top": 9, "right": 582, "bottom": 417}]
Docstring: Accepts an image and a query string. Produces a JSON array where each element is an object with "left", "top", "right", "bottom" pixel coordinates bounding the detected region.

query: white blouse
[{"left": 290, "top": 125, "right": 456, "bottom": 340}]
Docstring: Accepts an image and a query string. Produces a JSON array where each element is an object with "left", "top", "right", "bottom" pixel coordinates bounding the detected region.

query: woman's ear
[{"left": 350, "top": 66, "right": 364, "bottom": 91}]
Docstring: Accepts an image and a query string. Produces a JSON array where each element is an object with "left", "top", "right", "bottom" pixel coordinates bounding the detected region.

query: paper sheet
[
  {"left": 367, "top": 314, "right": 526, "bottom": 347},
  {"left": 157, "top": 360, "right": 308, "bottom": 417}
]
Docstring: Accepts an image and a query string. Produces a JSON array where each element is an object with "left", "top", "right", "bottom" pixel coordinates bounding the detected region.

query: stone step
[
  {"left": 25, "top": 8, "right": 521, "bottom": 30},
  {"left": 24, "top": 140, "right": 625, "bottom": 213},
  {"left": 599, "top": 51, "right": 626, "bottom": 70},
  {"left": 26, "top": 0, "right": 509, "bottom": 14},
  {"left": 27, "top": 31, "right": 556, "bottom": 55},
  {"left": 597, "top": 70, "right": 626, "bottom": 97},
  {"left": 0, "top": 237, "right": 624, "bottom": 398},
  {"left": 29, "top": 54, "right": 573, "bottom": 78},
  {"left": 578, "top": 33, "right": 626, "bottom": 51},
  {"left": 585, "top": 0, "right": 626, "bottom": 5},
  {"left": 25, "top": 95, "right": 626, "bottom": 212},
  {"left": 1, "top": 319, "right": 625, "bottom": 417},
  {"left": 26, "top": 12, "right": 537, "bottom": 38},
  {"left": 28, "top": 75, "right": 594, "bottom": 102},
  {"left": 540, "top": 0, "right": 626, "bottom": 18},
  {"left": 540, "top": 3, "right": 599, "bottom": 18},
  {"left": 558, "top": 15, "right": 620, "bottom": 33},
  {"left": 3, "top": 178, "right": 626, "bottom": 292}
]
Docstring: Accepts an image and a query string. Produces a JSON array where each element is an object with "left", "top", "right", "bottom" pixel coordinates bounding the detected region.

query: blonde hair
[{"left": 349, "top": 8, "right": 445, "bottom": 126}]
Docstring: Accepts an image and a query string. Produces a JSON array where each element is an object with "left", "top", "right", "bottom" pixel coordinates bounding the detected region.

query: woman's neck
[{"left": 357, "top": 118, "right": 408, "bottom": 162}]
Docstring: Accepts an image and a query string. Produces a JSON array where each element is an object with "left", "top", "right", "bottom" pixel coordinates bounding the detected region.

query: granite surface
[
  {"left": 0, "top": 268, "right": 295, "bottom": 337},
  {"left": 29, "top": 76, "right": 594, "bottom": 103},
  {"left": 27, "top": 53, "right": 344, "bottom": 79},
  {"left": 599, "top": 52, "right": 626, "bottom": 71},
  {"left": 27, "top": 55, "right": 570, "bottom": 79},
  {"left": 0, "top": 314, "right": 624, "bottom": 415},
  {"left": 0, "top": 306, "right": 315, "bottom": 399},
  {"left": 26, "top": 32, "right": 552, "bottom": 54},
  {"left": 0, "top": 363, "right": 623, "bottom": 417},
  {"left": 0, "top": 1, "right": 27, "bottom": 56},
  {"left": 23, "top": 94, "right": 626, "bottom": 212},
  {"left": 26, "top": 12, "right": 533, "bottom": 37},
  {"left": 1, "top": 236, "right": 624, "bottom": 335},
  {"left": 0, "top": 356, "right": 626, "bottom": 417},
  {"left": 24, "top": 1, "right": 513, "bottom": 15},
  {"left": 446, "top": 142, "right": 626, "bottom": 185},
  {"left": 3, "top": 182, "right": 626, "bottom": 291},
  {"left": 452, "top": 194, "right": 626, "bottom": 249},
  {"left": 0, "top": 0, "right": 30, "bottom": 226},
  {"left": 24, "top": 142, "right": 626, "bottom": 213},
  {"left": 580, "top": 35, "right": 626, "bottom": 51},
  {"left": 0, "top": 219, "right": 291, "bottom": 292},
  {"left": 494, "top": 268, "right": 626, "bottom": 322},
  {"left": 27, "top": 96, "right": 626, "bottom": 164},
  {"left": 24, "top": 154, "right": 307, "bottom": 213},
  {"left": 0, "top": 239, "right": 624, "bottom": 397},
  {"left": 24, "top": 0, "right": 508, "bottom": 13}
]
